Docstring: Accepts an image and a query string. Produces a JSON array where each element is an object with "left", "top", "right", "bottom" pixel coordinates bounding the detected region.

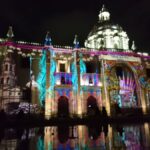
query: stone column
[
  {"left": 77, "top": 51, "right": 82, "bottom": 116},
  {"left": 45, "top": 51, "right": 51, "bottom": 119},
  {"left": 101, "top": 59, "right": 110, "bottom": 115}
]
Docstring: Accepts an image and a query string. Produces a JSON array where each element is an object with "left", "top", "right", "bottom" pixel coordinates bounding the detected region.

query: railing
[
  {"left": 80, "top": 73, "right": 101, "bottom": 86},
  {"left": 54, "top": 72, "right": 72, "bottom": 85}
]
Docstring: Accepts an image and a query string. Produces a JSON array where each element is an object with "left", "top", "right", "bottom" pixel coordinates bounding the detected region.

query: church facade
[{"left": 0, "top": 6, "right": 150, "bottom": 117}]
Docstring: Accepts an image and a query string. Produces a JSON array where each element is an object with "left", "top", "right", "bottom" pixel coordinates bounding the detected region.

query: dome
[{"left": 84, "top": 5, "right": 130, "bottom": 51}]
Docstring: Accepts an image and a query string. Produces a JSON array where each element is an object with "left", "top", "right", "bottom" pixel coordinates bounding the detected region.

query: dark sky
[{"left": 0, "top": 0, "right": 150, "bottom": 51}]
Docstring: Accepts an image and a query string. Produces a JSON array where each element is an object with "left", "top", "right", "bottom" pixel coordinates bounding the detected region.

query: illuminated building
[
  {"left": 0, "top": 5, "right": 150, "bottom": 117},
  {"left": 0, "top": 56, "right": 23, "bottom": 112},
  {"left": 85, "top": 5, "right": 130, "bottom": 50}
]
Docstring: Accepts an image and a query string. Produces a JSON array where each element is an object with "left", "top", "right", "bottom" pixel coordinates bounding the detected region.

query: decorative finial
[
  {"left": 44, "top": 31, "right": 52, "bottom": 46},
  {"left": 73, "top": 34, "right": 79, "bottom": 48},
  {"left": 131, "top": 41, "right": 136, "bottom": 50},
  {"left": 7, "top": 26, "right": 14, "bottom": 38}
]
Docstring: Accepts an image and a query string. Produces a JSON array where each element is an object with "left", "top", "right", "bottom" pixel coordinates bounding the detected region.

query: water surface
[{"left": 0, "top": 123, "right": 150, "bottom": 150}]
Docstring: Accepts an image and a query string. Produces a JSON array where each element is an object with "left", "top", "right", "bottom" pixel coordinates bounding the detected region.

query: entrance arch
[
  {"left": 109, "top": 63, "right": 139, "bottom": 115},
  {"left": 58, "top": 96, "right": 69, "bottom": 117},
  {"left": 87, "top": 96, "right": 99, "bottom": 116}
]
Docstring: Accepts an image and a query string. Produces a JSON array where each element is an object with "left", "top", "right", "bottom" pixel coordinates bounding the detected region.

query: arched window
[
  {"left": 7, "top": 77, "right": 9, "bottom": 84},
  {"left": 10, "top": 65, "right": 12, "bottom": 71},
  {"left": 1, "top": 78, "right": 3, "bottom": 84},
  {"left": 60, "top": 63, "right": 65, "bottom": 72},
  {"left": 5, "top": 64, "right": 8, "bottom": 71},
  {"left": 146, "top": 69, "right": 150, "bottom": 78},
  {"left": 114, "top": 43, "right": 118, "bottom": 49},
  {"left": 116, "top": 67, "right": 123, "bottom": 78}
]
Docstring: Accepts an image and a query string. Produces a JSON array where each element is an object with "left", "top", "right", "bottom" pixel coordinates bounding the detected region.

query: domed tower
[{"left": 85, "top": 5, "right": 130, "bottom": 51}]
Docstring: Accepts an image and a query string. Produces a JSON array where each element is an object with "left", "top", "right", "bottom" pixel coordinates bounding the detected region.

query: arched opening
[
  {"left": 109, "top": 64, "right": 139, "bottom": 115},
  {"left": 85, "top": 58, "right": 101, "bottom": 74},
  {"left": 0, "top": 78, "right": 3, "bottom": 84},
  {"left": 87, "top": 96, "right": 99, "bottom": 116},
  {"left": 58, "top": 96, "right": 69, "bottom": 118},
  {"left": 7, "top": 77, "right": 9, "bottom": 84},
  {"left": 5, "top": 64, "right": 8, "bottom": 71}
]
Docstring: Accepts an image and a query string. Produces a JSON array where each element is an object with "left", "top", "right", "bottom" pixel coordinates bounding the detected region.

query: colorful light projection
[
  {"left": 124, "top": 126, "right": 141, "bottom": 149},
  {"left": 54, "top": 72, "right": 72, "bottom": 85},
  {"left": 110, "top": 73, "right": 136, "bottom": 108},
  {"left": 71, "top": 52, "right": 78, "bottom": 93},
  {"left": 79, "top": 50, "right": 101, "bottom": 87},
  {"left": 80, "top": 54, "right": 86, "bottom": 75},
  {"left": 37, "top": 136, "right": 45, "bottom": 150},
  {"left": 56, "top": 88, "right": 71, "bottom": 97},
  {"left": 79, "top": 53, "right": 86, "bottom": 106},
  {"left": 36, "top": 50, "right": 46, "bottom": 106},
  {"left": 1, "top": 40, "right": 150, "bottom": 60},
  {"left": 139, "top": 75, "right": 150, "bottom": 90},
  {"left": 81, "top": 73, "right": 100, "bottom": 86},
  {"left": 49, "top": 57, "right": 56, "bottom": 94},
  {"left": 43, "top": 125, "right": 147, "bottom": 150},
  {"left": 119, "top": 73, "right": 136, "bottom": 107},
  {"left": 45, "top": 50, "right": 56, "bottom": 116},
  {"left": 36, "top": 33, "right": 52, "bottom": 106}
]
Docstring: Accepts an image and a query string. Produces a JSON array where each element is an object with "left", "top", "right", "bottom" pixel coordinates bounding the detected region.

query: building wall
[
  {"left": 44, "top": 49, "right": 150, "bottom": 118},
  {"left": 0, "top": 45, "right": 150, "bottom": 116}
]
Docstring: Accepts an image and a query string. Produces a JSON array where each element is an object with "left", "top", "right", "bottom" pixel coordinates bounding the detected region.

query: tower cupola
[{"left": 98, "top": 5, "right": 110, "bottom": 22}]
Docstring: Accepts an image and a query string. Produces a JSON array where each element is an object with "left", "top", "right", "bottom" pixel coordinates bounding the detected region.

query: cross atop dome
[
  {"left": 99, "top": 5, "right": 110, "bottom": 22},
  {"left": 101, "top": 4, "right": 107, "bottom": 12},
  {"left": 7, "top": 26, "right": 14, "bottom": 39}
]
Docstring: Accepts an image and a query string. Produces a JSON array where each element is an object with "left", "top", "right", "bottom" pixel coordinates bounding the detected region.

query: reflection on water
[{"left": 0, "top": 123, "right": 150, "bottom": 149}]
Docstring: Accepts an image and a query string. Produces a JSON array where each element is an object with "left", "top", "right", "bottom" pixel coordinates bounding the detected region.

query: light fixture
[
  {"left": 18, "top": 51, "right": 22, "bottom": 55},
  {"left": 7, "top": 49, "right": 13, "bottom": 53}
]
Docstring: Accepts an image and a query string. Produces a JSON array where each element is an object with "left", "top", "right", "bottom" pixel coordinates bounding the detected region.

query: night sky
[{"left": 0, "top": 0, "right": 150, "bottom": 51}]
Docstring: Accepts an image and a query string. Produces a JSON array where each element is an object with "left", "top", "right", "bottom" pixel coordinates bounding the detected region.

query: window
[
  {"left": 86, "top": 62, "right": 98, "bottom": 73},
  {"left": 61, "top": 76, "right": 65, "bottom": 84},
  {"left": 89, "top": 77, "right": 93, "bottom": 84},
  {"left": 1, "top": 78, "right": 3, "bottom": 84},
  {"left": 114, "top": 43, "right": 118, "bottom": 49},
  {"left": 7, "top": 77, "right": 9, "bottom": 84},
  {"left": 146, "top": 69, "right": 150, "bottom": 78},
  {"left": 116, "top": 67, "right": 123, "bottom": 78},
  {"left": 21, "top": 57, "right": 30, "bottom": 68},
  {"left": 10, "top": 65, "right": 12, "bottom": 71},
  {"left": 60, "top": 63, "right": 65, "bottom": 72},
  {"left": 5, "top": 64, "right": 8, "bottom": 71}
]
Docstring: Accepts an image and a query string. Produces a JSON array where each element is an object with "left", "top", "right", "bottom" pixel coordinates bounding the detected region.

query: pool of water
[{"left": 0, "top": 123, "right": 150, "bottom": 150}]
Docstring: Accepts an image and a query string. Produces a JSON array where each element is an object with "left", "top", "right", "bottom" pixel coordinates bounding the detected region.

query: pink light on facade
[{"left": 0, "top": 41, "right": 150, "bottom": 59}]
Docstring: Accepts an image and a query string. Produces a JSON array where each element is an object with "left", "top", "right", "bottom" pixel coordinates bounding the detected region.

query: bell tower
[
  {"left": 0, "top": 26, "right": 16, "bottom": 87},
  {"left": 0, "top": 56, "right": 16, "bottom": 87}
]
